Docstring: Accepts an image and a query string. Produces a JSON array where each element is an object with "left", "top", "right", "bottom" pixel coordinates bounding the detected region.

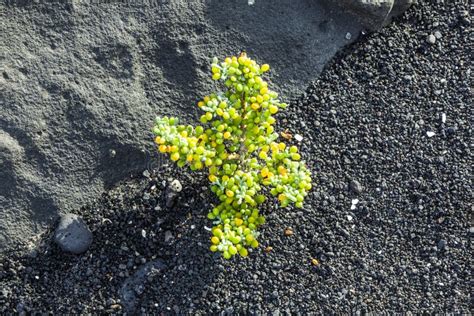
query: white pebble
[
  {"left": 350, "top": 199, "right": 359, "bottom": 210},
  {"left": 345, "top": 32, "right": 352, "bottom": 40},
  {"left": 347, "top": 215, "right": 353, "bottom": 221},
  {"left": 294, "top": 134, "right": 303, "bottom": 142},
  {"left": 141, "top": 229, "right": 147, "bottom": 238},
  {"left": 426, "top": 131, "right": 435, "bottom": 137},
  {"left": 441, "top": 113, "right": 446, "bottom": 123},
  {"left": 204, "top": 226, "right": 212, "bottom": 231},
  {"left": 427, "top": 34, "right": 436, "bottom": 44},
  {"left": 169, "top": 179, "right": 182, "bottom": 192},
  {"left": 248, "top": 0, "right": 255, "bottom": 4}
]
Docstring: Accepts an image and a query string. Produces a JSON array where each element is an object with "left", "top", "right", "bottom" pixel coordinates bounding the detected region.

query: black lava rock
[
  {"left": 54, "top": 214, "right": 93, "bottom": 254},
  {"left": 349, "top": 180, "right": 363, "bottom": 194}
]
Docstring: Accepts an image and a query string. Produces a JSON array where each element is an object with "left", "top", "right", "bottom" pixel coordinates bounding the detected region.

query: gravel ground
[{"left": 0, "top": 1, "right": 471, "bottom": 314}]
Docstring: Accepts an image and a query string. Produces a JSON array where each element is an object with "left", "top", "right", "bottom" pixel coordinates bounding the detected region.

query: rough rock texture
[
  {"left": 328, "top": 0, "right": 416, "bottom": 30},
  {"left": 0, "top": 0, "right": 363, "bottom": 252},
  {"left": 54, "top": 213, "right": 92, "bottom": 254}
]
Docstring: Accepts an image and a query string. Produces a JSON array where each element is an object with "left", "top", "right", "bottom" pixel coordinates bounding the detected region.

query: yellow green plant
[{"left": 153, "top": 53, "right": 312, "bottom": 259}]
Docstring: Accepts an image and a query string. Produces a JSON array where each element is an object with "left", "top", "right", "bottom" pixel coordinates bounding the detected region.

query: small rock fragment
[
  {"left": 110, "top": 304, "right": 122, "bottom": 310},
  {"left": 437, "top": 239, "right": 447, "bottom": 250},
  {"left": 311, "top": 258, "right": 319, "bottom": 266},
  {"left": 426, "top": 34, "right": 436, "bottom": 44},
  {"left": 170, "top": 179, "right": 182, "bottom": 192},
  {"left": 54, "top": 213, "right": 93, "bottom": 254},
  {"left": 165, "top": 179, "right": 182, "bottom": 207},
  {"left": 294, "top": 134, "right": 303, "bottom": 142},
  {"left": 164, "top": 231, "right": 173, "bottom": 243},
  {"left": 434, "top": 31, "right": 442, "bottom": 39},
  {"left": 350, "top": 199, "right": 359, "bottom": 210},
  {"left": 445, "top": 127, "right": 456, "bottom": 135},
  {"left": 284, "top": 228, "right": 294, "bottom": 236},
  {"left": 349, "top": 180, "right": 363, "bottom": 194},
  {"left": 264, "top": 246, "right": 273, "bottom": 253},
  {"left": 426, "top": 131, "right": 435, "bottom": 137}
]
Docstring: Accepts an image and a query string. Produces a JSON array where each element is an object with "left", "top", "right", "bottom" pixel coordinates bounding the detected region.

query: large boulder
[
  {"left": 1, "top": 0, "right": 393, "bottom": 252},
  {"left": 327, "top": 0, "right": 415, "bottom": 30}
]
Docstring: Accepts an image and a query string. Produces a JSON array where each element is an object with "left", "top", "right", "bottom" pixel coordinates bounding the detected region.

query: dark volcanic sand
[{"left": 0, "top": 1, "right": 471, "bottom": 314}]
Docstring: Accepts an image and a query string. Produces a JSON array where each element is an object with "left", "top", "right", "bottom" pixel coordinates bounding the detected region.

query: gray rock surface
[
  {"left": 327, "top": 0, "right": 415, "bottom": 30},
  {"left": 0, "top": 0, "right": 365, "bottom": 252},
  {"left": 54, "top": 213, "right": 92, "bottom": 254}
]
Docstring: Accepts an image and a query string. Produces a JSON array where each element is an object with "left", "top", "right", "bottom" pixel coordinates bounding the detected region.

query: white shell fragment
[
  {"left": 441, "top": 113, "right": 446, "bottom": 123},
  {"left": 426, "top": 131, "right": 435, "bottom": 137},
  {"left": 294, "top": 134, "right": 303, "bottom": 142},
  {"left": 350, "top": 199, "right": 359, "bottom": 210},
  {"left": 248, "top": 0, "right": 255, "bottom": 5}
]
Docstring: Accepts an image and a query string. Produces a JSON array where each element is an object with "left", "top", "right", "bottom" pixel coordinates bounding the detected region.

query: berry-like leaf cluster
[{"left": 153, "top": 53, "right": 312, "bottom": 259}]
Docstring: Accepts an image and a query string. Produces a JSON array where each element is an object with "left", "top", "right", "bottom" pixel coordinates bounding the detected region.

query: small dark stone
[
  {"left": 349, "top": 180, "right": 363, "bottom": 194},
  {"left": 270, "top": 290, "right": 279, "bottom": 300},
  {"left": 445, "top": 126, "right": 456, "bottom": 135},
  {"left": 437, "top": 239, "right": 447, "bottom": 250},
  {"left": 54, "top": 213, "right": 93, "bottom": 254}
]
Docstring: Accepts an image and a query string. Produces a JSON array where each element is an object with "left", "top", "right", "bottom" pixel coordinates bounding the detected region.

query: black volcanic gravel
[{"left": 0, "top": 1, "right": 471, "bottom": 314}]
